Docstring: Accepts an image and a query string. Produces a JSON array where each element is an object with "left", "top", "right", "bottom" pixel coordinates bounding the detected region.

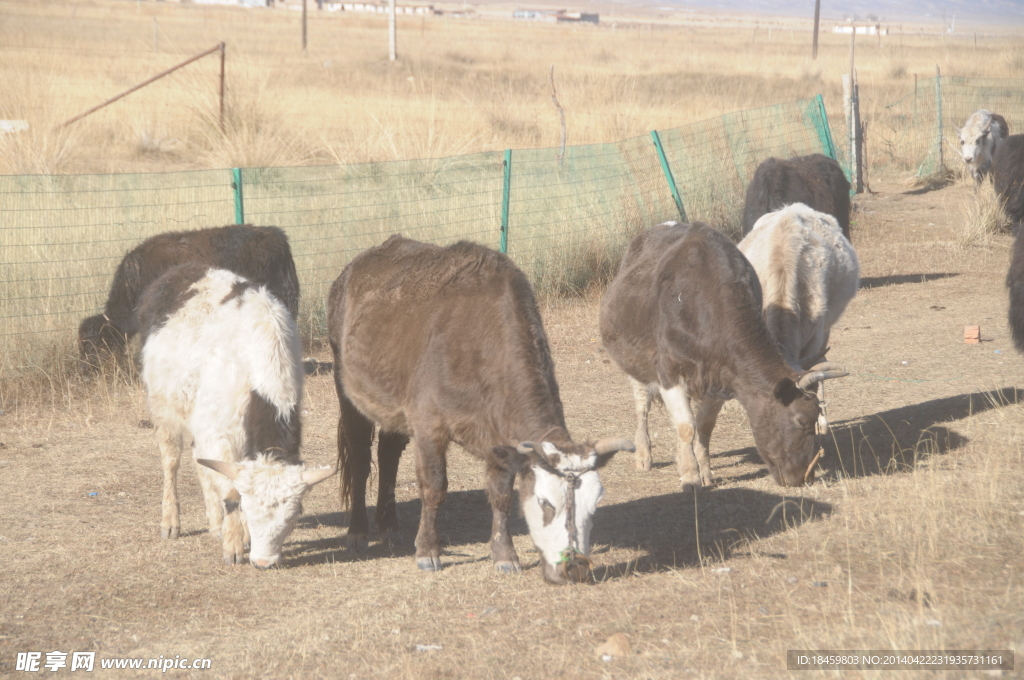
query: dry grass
[
  {"left": 1, "top": 0, "right": 1022, "bottom": 175},
  {"left": 2, "top": 176, "right": 1023, "bottom": 678},
  {"left": 956, "top": 178, "right": 1012, "bottom": 248},
  {"left": 1, "top": 5, "right": 1023, "bottom": 676}
]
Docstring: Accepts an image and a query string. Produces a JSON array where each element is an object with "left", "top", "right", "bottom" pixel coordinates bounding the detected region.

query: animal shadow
[
  {"left": 858, "top": 273, "right": 959, "bottom": 289},
  {"left": 590, "top": 487, "right": 833, "bottom": 578},
  {"left": 286, "top": 489, "right": 525, "bottom": 568},
  {"left": 823, "top": 387, "right": 1018, "bottom": 479}
]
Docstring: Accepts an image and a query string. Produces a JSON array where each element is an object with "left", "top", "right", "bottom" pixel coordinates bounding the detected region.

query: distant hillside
[{"left": 656, "top": 0, "right": 1024, "bottom": 25}]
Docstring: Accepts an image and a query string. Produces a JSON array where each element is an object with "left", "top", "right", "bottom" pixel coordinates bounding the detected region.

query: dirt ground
[{"left": 1, "top": 177, "right": 1022, "bottom": 679}]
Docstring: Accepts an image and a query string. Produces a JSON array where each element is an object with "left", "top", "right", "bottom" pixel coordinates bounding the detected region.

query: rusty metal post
[
  {"left": 219, "top": 42, "right": 226, "bottom": 133},
  {"left": 57, "top": 43, "right": 226, "bottom": 129}
]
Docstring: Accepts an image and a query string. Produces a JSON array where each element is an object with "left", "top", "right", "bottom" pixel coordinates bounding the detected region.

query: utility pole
[
  {"left": 812, "top": 0, "right": 821, "bottom": 58},
  {"left": 389, "top": 0, "right": 397, "bottom": 61},
  {"left": 302, "top": 0, "right": 308, "bottom": 51}
]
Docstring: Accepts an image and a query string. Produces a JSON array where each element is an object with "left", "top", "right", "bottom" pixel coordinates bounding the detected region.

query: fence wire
[
  {"left": 1, "top": 96, "right": 836, "bottom": 377},
  {"left": 880, "top": 76, "right": 1024, "bottom": 177}
]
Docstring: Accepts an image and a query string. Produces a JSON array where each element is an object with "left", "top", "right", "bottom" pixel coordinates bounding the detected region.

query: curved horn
[
  {"left": 516, "top": 441, "right": 561, "bottom": 476},
  {"left": 592, "top": 437, "right": 636, "bottom": 455},
  {"left": 797, "top": 362, "right": 849, "bottom": 391}
]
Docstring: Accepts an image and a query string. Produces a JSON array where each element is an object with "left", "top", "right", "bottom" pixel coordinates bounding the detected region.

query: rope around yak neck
[{"left": 558, "top": 471, "right": 582, "bottom": 564}]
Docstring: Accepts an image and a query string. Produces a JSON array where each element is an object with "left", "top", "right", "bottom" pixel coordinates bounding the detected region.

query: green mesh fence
[
  {"left": 656, "top": 95, "right": 842, "bottom": 238},
  {"left": 881, "top": 76, "right": 1024, "bottom": 177},
  {"left": 0, "top": 95, "right": 837, "bottom": 377}
]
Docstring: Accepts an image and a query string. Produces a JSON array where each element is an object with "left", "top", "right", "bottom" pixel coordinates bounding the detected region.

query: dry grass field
[
  {"left": 2, "top": 0, "right": 1024, "bottom": 175},
  {"left": 1, "top": 177, "right": 1023, "bottom": 678},
  {"left": 1, "top": 0, "right": 1024, "bottom": 678}
]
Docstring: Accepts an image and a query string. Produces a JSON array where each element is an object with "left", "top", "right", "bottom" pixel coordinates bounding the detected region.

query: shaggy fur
[
  {"left": 79, "top": 224, "right": 300, "bottom": 373},
  {"left": 738, "top": 203, "right": 859, "bottom": 432},
  {"left": 742, "top": 154, "right": 852, "bottom": 240},
  {"left": 600, "top": 221, "right": 828, "bottom": 489},
  {"left": 1008, "top": 230, "right": 1024, "bottom": 354},
  {"left": 327, "top": 236, "right": 632, "bottom": 584},
  {"left": 960, "top": 109, "right": 1009, "bottom": 183},
  {"left": 138, "top": 264, "right": 321, "bottom": 568},
  {"left": 739, "top": 203, "right": 860, "bottom": 370}
]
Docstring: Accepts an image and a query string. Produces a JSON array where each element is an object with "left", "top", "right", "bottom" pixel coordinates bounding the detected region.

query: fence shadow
[{"left": 859, "top": 273, "right": 959, "bottom": 289}]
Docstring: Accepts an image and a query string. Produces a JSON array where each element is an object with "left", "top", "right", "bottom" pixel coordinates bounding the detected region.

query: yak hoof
[
  {"left": 416, "top": 556, "right": 443, "bottom": 572},
  {"left": 634, "top": 454, "right": 653, "bottom": 472},
  {"left": 494, "top": 561, "right": 522, "bottom": 574},
  {"left": 346, "top": 533, "right": 369, "bottom": 553},
  {"left": 222, "top": 551, "right": 245, "bottom": 566},
  {"left": 379, "top": 529, "right": 402, "bottom": 548},
  {"left": 161, "top": 526, "right": 179, "bottom": 540}
]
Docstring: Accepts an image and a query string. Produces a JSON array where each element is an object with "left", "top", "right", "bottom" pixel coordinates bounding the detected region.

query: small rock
[
  {"left": 812, "top": 581, "right": 828, "bottom": 588},
  {"left": 925, "top": 619, "right": 941, "bottom": 627},
  {"left": 480, "top": 606, "right": 499, "bottom": 617},
  {"left": 117, "top": 491, "right": 127, "bottom": 498},
  {"left": 712, "top": 567, "right": 731, "bottom": 574},
  {"left": 757, "top": 606, "right": 769, "bottom": 615},
  {"left": 139, "top": 420, "right": 153, "bottom": 429},
  {"left": 689, "top": 614, "right": 700, "bottom": 622},
  {"left": 787, "top": 576, "right": 798, "bottom": 584},
  {"left": 833, "top": 564, "right": 843, "bottom": 575},
  {"left": 594, "top": 633, "right": 631, "bottom": 657},
  {"left": 414, "top": 643, "right": 443, "bottom": 652}
]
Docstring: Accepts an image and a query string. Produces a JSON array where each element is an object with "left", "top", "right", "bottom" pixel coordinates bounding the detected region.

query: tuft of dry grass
[{"left": 956, "top": 178, "right": 1011, "bottom": 248}]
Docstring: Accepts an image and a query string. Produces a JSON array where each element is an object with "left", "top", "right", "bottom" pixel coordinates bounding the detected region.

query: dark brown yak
[
  {"left": 327, "top": 236, "right": 633, "bottom": 584},
  {"left": 742, "top": 154, "right": 851, "bottom": 240},
  {"left": 78, "top": 225, "right": 299, "bottom": 373},
  {"left": 600, "top": 221, "right": 844, "bottom": 490}
]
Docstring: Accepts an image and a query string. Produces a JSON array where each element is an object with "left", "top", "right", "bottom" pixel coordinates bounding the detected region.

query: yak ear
[
  {"left": 489, "top": 446, "right": 528, "bottom": 475},
  {"left": 301, "top": 467, "right": 337, "bottom": 486},
  {"left": 197, "top": 458, "right": 241, "bottom": 480},
  {"left": 773, "top": 378, "right": 804, "bottom": 407}
]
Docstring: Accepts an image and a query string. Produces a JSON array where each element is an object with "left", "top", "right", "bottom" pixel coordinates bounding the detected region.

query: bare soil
[{"left": 1, "top": 177, "right": 1022, "bottom": 679}]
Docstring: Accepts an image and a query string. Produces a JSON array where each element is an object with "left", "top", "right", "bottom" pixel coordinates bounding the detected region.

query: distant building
[
  {"left": 833, "top": 24, "right": 888, "bottom": 35},
  {"left": 513, "top": 8, "right": 597, "bottom": 23}
]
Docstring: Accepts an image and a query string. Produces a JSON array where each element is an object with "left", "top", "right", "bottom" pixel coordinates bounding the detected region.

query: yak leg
[
  {"left": 156, "top": 421, "right": 186, "bottom": 540},
  {"left": 195, "top": 457, "right": 224, "bottom": 539},
  {"left": 630, "top": 377, "right": 654, "bottom": 471},
  {"left": 659, "top": 384, "right": 703, "bottom": 493},
  {"left": 692, "top": 396, "right": 724, "bottom": 488},
  {"left": 339, "top": 399, "right": 374, "bottom": 552},
  {"left": 375, "top": 430, "right": 408, "bottom": 546},
  {"left": 486, "top": 451, "right": 522, "bottom": 574},
  {"left": 412, "top": 426, "right": 449, "bottom": 572}
]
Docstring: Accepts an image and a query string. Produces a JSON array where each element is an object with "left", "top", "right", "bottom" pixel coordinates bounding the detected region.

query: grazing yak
[
  {"left": 959, "top": 109, "right": 1009, "bottom": 184},
  {"left": 600, "top": 221, "right": 846, "bottom": 490},
  {"left": 79, "top": 225, "right": 300, "bottom": 374},
  {"left": 742, "top": 154, "right": 851, "bottom": 241},
  {"left": 138, "top": 264, "right": 333, "bottom": 568},
  {"left": 994, "top": 134, "right": 1024, "bottom": 230},
  {"left": 328, "top": 236, "right": 634, "bottom": 584},
  {"left": 738, "top": 203, "right": 860, "bottom": 433},
  {"left": 1008, "top": 231, "right": 1024, "bottom": 353}
]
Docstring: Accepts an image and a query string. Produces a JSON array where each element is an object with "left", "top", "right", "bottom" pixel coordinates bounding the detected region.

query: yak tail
[{"left": 335, "top": 396, "right": 377, "bottom": 514}]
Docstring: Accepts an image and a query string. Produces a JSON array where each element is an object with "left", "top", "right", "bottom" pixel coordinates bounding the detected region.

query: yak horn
[
  {"left": 516, "top": 441, "right": 561, "bottom": 476},
  {"left": 797, "top": 362, "right": 849, "bottom": 390},
  {"left": 593, "top": 437, "right": 636, "bottom": 455},
  {"left": 804, "top": 449, "right": 824, "bottom": 484}
]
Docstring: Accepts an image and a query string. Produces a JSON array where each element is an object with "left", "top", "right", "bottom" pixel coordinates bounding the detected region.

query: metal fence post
[
  {"left": 650, "top": 130, "right": 687, "bottom": 222},
  {"left": 935, "top": 67, "right": 944, "bottom": 170},
  {"left": 500, "top": 149, "right": 511, "bottom": 253},
  {"left": 812, "top": 94, "right": 838, "bottom": 160},
  {"left": 232, "top": 167, "right": 245, "bottom": 225}
]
